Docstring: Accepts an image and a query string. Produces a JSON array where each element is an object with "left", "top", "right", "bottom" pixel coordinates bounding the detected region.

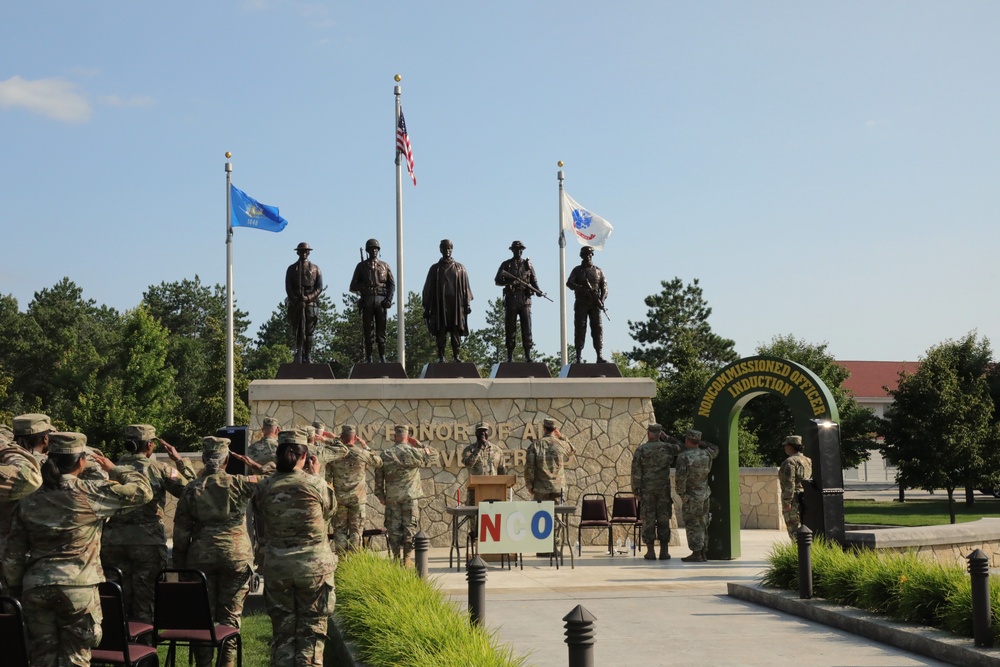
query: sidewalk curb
[{"left": 727, "top": 583, "right": 1000, "bottom": 667}]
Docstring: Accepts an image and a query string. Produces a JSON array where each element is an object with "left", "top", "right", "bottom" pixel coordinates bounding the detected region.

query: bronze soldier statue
[
  {"left": 494, "top": 240, "right": 542, "bottom": 362},
  {"left": 350, "top": 238, "right": 395, "bottom": 363},
  {"left": 285, "top": 242, "right": 324, "bottom": 363},
  {"left": 422, "top": 239, "right": 473, "bottom": 363},
  {"left": 566, "top": 246, "right": 608, "bottom": 363}
]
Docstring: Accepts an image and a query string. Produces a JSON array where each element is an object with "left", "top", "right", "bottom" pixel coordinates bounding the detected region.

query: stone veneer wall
[
  {"left": 846, "top": 519, "right": 1000, "bottom": 569},
  {"left": 738, "top": 468, "right": 785, "bottom": 531},
  {"left": 248, "top": 377, "right": 657, "bottom": 547}
]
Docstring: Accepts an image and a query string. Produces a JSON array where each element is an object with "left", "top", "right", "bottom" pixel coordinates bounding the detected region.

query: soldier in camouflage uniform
[
  {"left": 101, "top": 424, "right": 195, "bottom": 623},
  {"left": 779, "top": 435, "right": 813, "bottom": 539},
  {"left": 461, "top": 422, "right": 506, "bottom": 504},
  {"left": 0, "top": 424, "right": 41, "bottom": 502},
  {"left": 524, "top": 418, "right": 574, "bottom": 502},
  {"left": 675, "top": 429, "right": 720, "bottom": 563},
  {"left": 326, "top": 425, "right": 382, "bottom": 554},
  {"left": 631, "top": 423, "right": 683, "bottom": 560},
  {"left": 173, "top": 436, "right": 264, "bottom": 667},
  {"left": 0, "top": 415, "right": 53, "bottom": 565},
  {"left": 253, "top": 428, "right": 337, "bottom": 667},
  {"left": 374, "top": 425, "right": 438, "bottom": 565},
  {"left": 3, "top": 431, "right": 152, "bottom": 667},
  {"left": 247, "top": 416, "right": 281, "bottom": 473}
]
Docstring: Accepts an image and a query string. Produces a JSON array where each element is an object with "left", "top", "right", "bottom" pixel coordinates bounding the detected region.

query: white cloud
[
  {"left": 0, "top": 76, "right": 91, "bottom": 123},
  {"left": 98, "top": 94, "right": 155, "bottom": 108}
]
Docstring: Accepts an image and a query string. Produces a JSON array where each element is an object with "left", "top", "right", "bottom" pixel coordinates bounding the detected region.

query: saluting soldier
[
  {"left": 675, "top": 429, "right": 720, "bottom": 563},
  {"left": 374, "top": 425, "right": 438, "bottom": 566},
  {"left": 779, "top": 435, "right": 813, "bottom": 539},
  {"left": 173, "top": 436, "right": 264, "bottom": 667},
  {"left": 0, "top": 424, "right": 41, "bottom": 502},
  {"left": 3, "top": 432, "right": 152, "bottom": 667},
  {"left": 631, "top": 423, "right": 683, "bottom": 560},
  {"left": 101, "top": 424, "right": 195, "bottom": 623},
  {"left": 248, "top": 416, "right": 281, "bottom": 473},
  {"left": 0, "top": 414, "right": 53, "bottom": 563},
  {"left": 326, "top": 425, "right": 382, "bottom": 553},
  {"left": 524, "top": 418, "right": 574, "bottom": 502},
  {"left": 350, "top": 238, "right": 395, "bottom": 363}
]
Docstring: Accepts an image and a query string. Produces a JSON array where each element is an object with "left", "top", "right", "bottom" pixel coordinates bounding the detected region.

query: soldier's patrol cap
[
  {"left": 304, "top": 425, "right": 316, "bottom": 440},
  {"left": 48, "top": 431, "right": 88, "bottom": 455},
  {"left": 475, "top": 421, "right": 491, "bottom": 435},
  {"left": 312, "top": 420, "right": 326, "bottom": 432},
  {"left": 542, "top": 417, "right": 558, "bottom": 430},
  {"left": 124, "top": 424, "right": 156, "bottom": 441},
  {"left": 13, "top": 414, "right": 53, "bottom": 437},
  {"left": 278, "top": 428, "right": 308, "bottom": 445},
  {"left": 262, "top": 417, "right": 279, "bottom": 428},
  {"left": 0, "top": 425, "right": 13, "bottom": 446},
  {"left": 647, "top": 423, "right": 663, "bottom": 434},
  {"left": 394, "top": 425, "right": 410, "bottom": 436},
  {"left": 365, "top": 238, "right": 380, "bottom": 250},
  {"left": 295, "top": 242, "right": 312, "bottom": 252},
  {"left": 202, "top": 436, "right": 230, "bottom": 456},
  {"left": 784, "top": 435, "right": 803, "bottom": 448},
  {"left": 341, "top": 425, "right": 356, "bottom": 436},
  {"left": 509, "top": 240, "right": 526, "bottom": 250},
  {"left": 684, "top": 429, "right": 702, "bottom": 443}
]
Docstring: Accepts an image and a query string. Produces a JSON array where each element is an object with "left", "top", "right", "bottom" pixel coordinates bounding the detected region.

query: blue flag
[{"left": 230, "top": 184, "right": 288, "bottom": 232}]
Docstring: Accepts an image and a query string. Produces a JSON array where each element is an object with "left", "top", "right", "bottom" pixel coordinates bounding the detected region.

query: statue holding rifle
[
  {"left": 566, "top": 245, "right": 608, "bottom": 363},
  {"left": 494, "top": 240, "right": 548, "bottom": 362},
  {"left": 285, "top": 242, "right": 324, "bottom": 363}
]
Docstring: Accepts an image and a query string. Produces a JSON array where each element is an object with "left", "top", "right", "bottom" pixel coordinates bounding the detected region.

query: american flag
[{"left": 396, "top": 108, "right": 416, "bottom": 186}]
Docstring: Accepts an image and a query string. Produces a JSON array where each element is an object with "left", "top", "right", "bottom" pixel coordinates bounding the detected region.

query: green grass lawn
[
  {"left": 845, "top": 499, "right": 1000, "bottom": 526},
  {"left": 156, "top": 613, "right": 271, "bottom": 667}
]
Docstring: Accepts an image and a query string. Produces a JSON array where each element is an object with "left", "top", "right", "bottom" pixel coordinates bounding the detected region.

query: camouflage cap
[
  {"left": 262, "top": 417, "right": 279, "bottom": 428},
  {"left": 48, "top": 431, "right": 88, "bottom": 455},
  {"left": 124, "top": 424, "right": 156, "bottom": 441},
  {"left": 684, "top": 429, "right": 702, "bottom": 443},
  {"left": 542, "top": 417, "right": 558, "bottom": 430},
  {"left": 0, "top": 424, "right": 13, "bottom": 445},
  {"left": 341, "top": 425, "right": 356, "bottom": 436},
  {"left": 13, "top": 413, "right": 53, "bottom": 437},
  {"left": 475, "top": 421, "right": 491, "bottom": 435},
  {"left": 278, "top": 428, "right": 308, "bottom": 446},
  {"left": 394, "top": 424, "right": 410, "bottom": 436},
  {"left": 312, "top": 421, "right": 326, "bottom": 432},
  {"left": 647, "top": 423, "right": 663, "bottom": 434},
  {"left": 783, "top": 435, "right": 803, "bottom": 448},
  {"left": 202, "top": 436, "right": 231, "bottom": 456},
  {"left": 304, "top": 425, "right": 316, "bottom": 440}
]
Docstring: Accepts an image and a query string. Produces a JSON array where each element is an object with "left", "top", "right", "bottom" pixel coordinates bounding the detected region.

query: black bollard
[
  {"left": 466, "top": 555, "right": 488, "bottom": 626},
  {"left": 414, "top": 530, "right": 430, "bottom": 579},
  {"left": 796, "top": 524, "right": 813, "bottom": 600},
  {"left": 968, "top": 548, "right": 992, "bottom": 648},
  {"left": 563, "top": 604, "right": 596, "bottom": 667}
]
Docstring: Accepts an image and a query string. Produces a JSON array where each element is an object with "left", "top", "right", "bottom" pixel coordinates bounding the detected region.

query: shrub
[
  {"left": 895, "top": 561, "right": 965, "bottom": 626},
  {"left": 335, "top": 551, "right": 528, "bottom": 667}
]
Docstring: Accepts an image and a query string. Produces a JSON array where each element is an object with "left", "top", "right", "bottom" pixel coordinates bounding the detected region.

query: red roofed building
[{"left": 836, "top": 360, "right": 920, "bottom": 483}]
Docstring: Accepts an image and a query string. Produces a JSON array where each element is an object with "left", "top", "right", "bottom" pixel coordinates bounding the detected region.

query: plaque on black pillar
[
  {"left": 275, "top": 363, "right": 335, "bottom": 380},
  {"left": 419, "top": 362, "right": 480, "bottom": 379},
  {"left": 558, "top": 362, "right": 622, "bottom": 379},
  {"left": 490, "top": 362, "right": 552, "bottom": 379},
  {"left": 801, "top": 419, "right": 845, "bottom": 544},
  {"left": 349, "top": 362, "right": 408, "bottom": 379}
]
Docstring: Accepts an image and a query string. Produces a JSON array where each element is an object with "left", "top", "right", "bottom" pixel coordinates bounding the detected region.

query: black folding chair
[
  {"left": 0, "top": 596, "right": 29, "bottom": 667},
  {"left": 91, "top": 581, "right": 159, "bottom": 666},
  {"left": 153, "top": 569, "right": 242, "bottom": 667}
]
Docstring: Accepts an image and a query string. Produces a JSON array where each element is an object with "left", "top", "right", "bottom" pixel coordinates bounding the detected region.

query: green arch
[{"left": 691, "top": 355, "right": 838, "bottom": 559}]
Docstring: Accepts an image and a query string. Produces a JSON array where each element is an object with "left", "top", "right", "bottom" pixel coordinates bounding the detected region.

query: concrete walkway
[{"left": 424, "top": 530, "right": 950, "bottom": 666}]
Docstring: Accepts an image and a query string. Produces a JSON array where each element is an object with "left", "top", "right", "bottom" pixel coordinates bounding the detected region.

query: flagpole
[
  {"left": 558, "top": 162, "right": 568, "bottom": 366},
  {"left": 394, "top": 75, "right": 406, "bottom": 368},
  {"left": 224, "top": 152, "right": 235, "bottom": 426}
]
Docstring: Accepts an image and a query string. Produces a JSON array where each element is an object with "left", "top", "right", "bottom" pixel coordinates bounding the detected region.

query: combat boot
[
  {"left": 643, "top": 543, "right": 656, "bottom": 560},
  {"left": 658, "top": 544, "right": 670, "bottom": 560},
  {"left": 402, "top": 548, "right": 412, "bottom": 567},
  {"left": 378, "top": 342, "right": 387, "bottom": 363},
  {"left": 681, "top": 549, "right": 706, "bottom": 562}
]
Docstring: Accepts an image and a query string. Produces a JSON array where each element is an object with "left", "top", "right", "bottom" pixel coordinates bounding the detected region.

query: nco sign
[{"left": 477, "top": 501, "right": 555, "bottom": 554}]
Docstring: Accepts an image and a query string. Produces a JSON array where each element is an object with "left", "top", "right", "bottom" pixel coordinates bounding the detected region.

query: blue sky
[{"left": 3, "top": 1, "right": 999, "bottom": 363}]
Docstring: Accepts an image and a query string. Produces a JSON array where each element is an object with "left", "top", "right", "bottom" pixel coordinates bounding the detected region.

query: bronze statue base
[
  {"left": 275, "top": 362, "right": 335, "bottom": 380},
  {"left": 419, "top": 362, "right": 480, "bottom": 379},
  {"left": 349, "top": 362, "right": 408, "bottom": 380},
  {"left": 558, "top": 362, "right": 622, "bottom": 379},
  {"left": 489, "top": 362, "right": 552, "bottom": 379}
]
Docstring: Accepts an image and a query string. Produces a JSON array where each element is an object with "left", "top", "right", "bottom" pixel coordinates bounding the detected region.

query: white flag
[{"left": 561, "top": 191, "right": 614, "bottom": 250}]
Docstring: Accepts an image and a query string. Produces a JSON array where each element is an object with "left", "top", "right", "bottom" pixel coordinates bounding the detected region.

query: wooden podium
[
  {"left": 467, "top": 475, "right": 516, "bottom": 563},
  {"left": 466, "top": 475, "right": 516, "bottom": 505}
]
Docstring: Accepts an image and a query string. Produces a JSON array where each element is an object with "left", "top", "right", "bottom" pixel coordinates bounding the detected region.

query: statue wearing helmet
[{"left": 350, "top": 238, "right": 395, "bottom": 362}]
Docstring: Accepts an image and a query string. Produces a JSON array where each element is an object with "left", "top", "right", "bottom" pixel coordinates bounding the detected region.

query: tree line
[{"left": 12, "top": 272, "right": 993, "bottom": 505}]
